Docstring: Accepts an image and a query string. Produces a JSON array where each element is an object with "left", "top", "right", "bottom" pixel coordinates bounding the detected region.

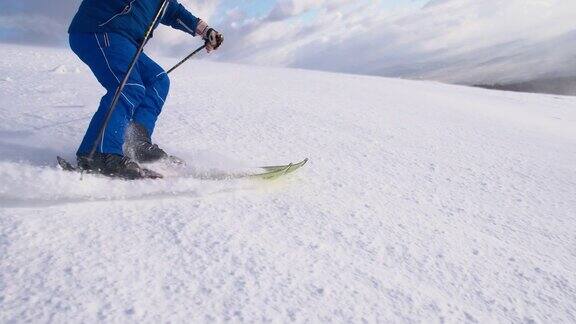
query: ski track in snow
[{"left": 1, "top": 44, "right": 575, "bottom": 322}]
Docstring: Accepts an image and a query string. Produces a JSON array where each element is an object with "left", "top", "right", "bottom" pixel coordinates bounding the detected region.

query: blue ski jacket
[{"left": 69, "top": 0, "right": 201, "bottom": 45}]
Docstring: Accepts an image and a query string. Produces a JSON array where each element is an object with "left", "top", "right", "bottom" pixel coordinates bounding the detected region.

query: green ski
[{"left": 251, "top": 158, "right": 309, "bottom": 180}]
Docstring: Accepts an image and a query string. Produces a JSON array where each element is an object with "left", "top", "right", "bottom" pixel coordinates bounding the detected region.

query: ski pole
[
  {"left": 89, "top": 0, "right": 169, "bottom": 161},
  {"left": 167, "top": 44, "right": 207, "bottom": 74}
]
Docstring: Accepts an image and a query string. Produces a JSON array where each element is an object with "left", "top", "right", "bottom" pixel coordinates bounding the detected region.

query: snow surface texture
[{"left": 1, "top": 44, "right": 575, "bottom": 322}]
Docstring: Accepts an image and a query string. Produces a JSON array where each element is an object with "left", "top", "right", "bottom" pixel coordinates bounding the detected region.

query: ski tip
[
  {"left": 291, "top": 158, "right": 308, "bottom": 169},
  {"left": 291, "top": 158, "right": 308, "bottom": 168},
  {"left": 57, "top": 156, "right": 78, "bottom": 172},
  {"left": 252, "top": 157, "right": 309, "bottom": 180}
]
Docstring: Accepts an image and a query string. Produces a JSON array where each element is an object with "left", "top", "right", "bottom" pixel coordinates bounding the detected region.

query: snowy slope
[{"left": 1, "top": 44, "right": 575, "bottom": 322}]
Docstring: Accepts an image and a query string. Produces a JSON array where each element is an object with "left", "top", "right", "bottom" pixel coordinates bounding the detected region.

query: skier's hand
[
  {"left": 196, "top": 20, "right": 223, "bottom": 53},
  {"left": 203, "top": 28, "right": 223, "bottom": 53}
]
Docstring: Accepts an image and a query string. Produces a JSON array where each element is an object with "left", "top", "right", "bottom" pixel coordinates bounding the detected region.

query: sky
[{"left": 1, "top": 0, "right": 575, "bottom": 86}]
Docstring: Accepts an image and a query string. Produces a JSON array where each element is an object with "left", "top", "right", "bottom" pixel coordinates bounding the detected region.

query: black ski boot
[
  {"left": 125, "top": 123, "right": 169, "bottom": 164},
  {"left": 77, "top": 153, "right": 145, "bottom": 180}
]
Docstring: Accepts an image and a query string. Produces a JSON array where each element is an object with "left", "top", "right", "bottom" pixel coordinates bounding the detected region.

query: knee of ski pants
[{"left": 152, "top": 72, "right": 170, "bottom": 102}]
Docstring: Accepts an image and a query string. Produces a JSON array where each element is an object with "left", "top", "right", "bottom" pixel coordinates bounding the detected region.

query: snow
[
  {"left": 1, "top": 44, "right": 575, "bottom": 322},
  {"left": 49, "top": 65, "right": 81, "bottom": 74}
]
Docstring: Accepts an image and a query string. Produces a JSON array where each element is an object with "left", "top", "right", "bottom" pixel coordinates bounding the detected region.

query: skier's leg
[
  {"left": 69, "top": 32, "right": 146, "bottom": 156},
  {"left": 122, "top": 53, "right": 174, "bottom": 163},
  {"left": 131, "top": 53, "right": 170, "bottom": 137}
]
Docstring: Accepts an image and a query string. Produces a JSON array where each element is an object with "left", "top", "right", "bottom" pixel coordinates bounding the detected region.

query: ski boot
[
  {"left": 77, "top": 153, "right": 148, "bottom": 180},
  {"left": 125, "top": 123, "right": 183, "bottom": 165}
]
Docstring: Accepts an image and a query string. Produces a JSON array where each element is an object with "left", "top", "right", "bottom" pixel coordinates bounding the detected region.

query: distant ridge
[{"left": 475, "top": 76, "right": 576, "bottom": 96}]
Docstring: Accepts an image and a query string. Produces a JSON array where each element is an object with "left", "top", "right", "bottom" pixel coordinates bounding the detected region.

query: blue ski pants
[{"left": 69, "top": 32, "right": 170, "bottom": 156}]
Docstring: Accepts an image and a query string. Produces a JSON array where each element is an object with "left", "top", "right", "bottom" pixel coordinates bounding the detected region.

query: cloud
[
  {"left": 0, "top": 0, "right": 78, "bottom": 46},
  {"left": 0, "top": 14, "right": 66, "bottom": 45},
  {"left": 268, "top": 0, "right": 325, "bottom": 21},
  {"left": 199, "top": 0, "right": 576, "bottom": 85},
  {"left": 2, "top": 0, "right": 576, "bottom": 86}
]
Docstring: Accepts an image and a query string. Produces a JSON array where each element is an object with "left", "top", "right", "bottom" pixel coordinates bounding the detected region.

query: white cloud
[
  {"left": 0, "top": 0, "right": 78, "bottom": 46},
  {"left": 268, "top": 0, "right": 325, "bottom": 20},
  {"left": 0, "top": 14, "right": 67, "bottom": 45},
  {"left": 190, "top": 0, "right": 576, "bottom": 85},
  {"left": 2, "top": 0, "right": 576, "bottom": 86}
]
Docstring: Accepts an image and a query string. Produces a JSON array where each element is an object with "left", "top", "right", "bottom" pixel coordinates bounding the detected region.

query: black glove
[
  {"left": 203, "top": 28, "right": 224, "bottom": 52},
  {"left": 195, "top": 20, "right": 224, "bottom": 53}
]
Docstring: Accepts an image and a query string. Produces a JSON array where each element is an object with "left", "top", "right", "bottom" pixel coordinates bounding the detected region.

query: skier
[{"left": 67, "top": 0, "right": 223, "bottom": 179}]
